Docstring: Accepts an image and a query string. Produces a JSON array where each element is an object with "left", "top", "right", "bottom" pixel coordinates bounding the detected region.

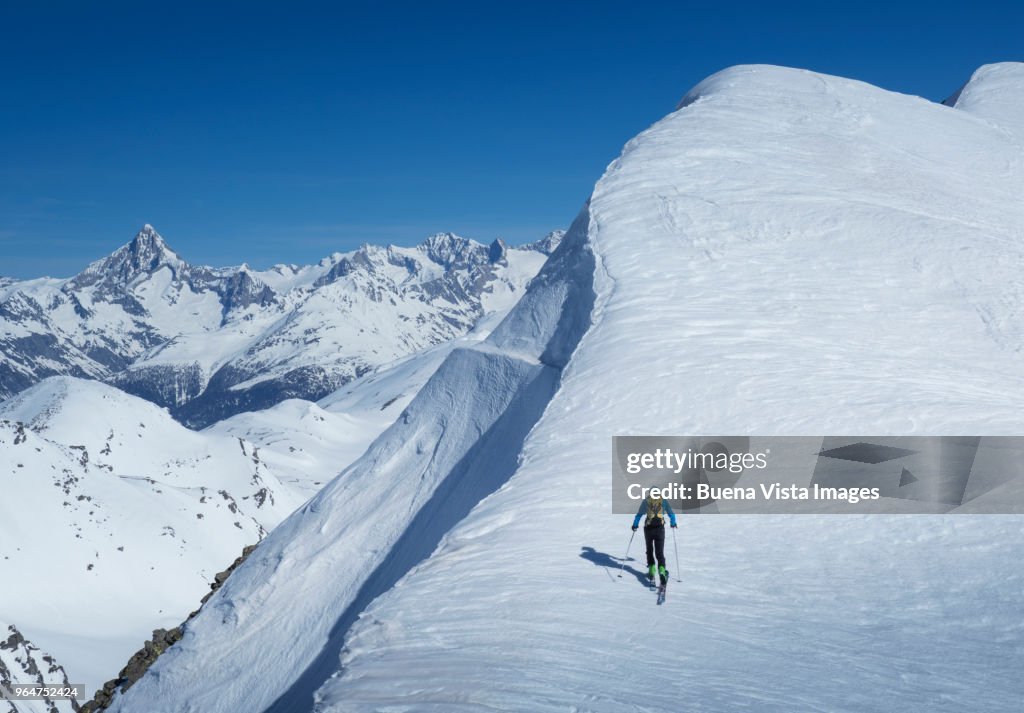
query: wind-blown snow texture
[{"left": 115, "top": 63, "right": 1024, "bottom": 713}]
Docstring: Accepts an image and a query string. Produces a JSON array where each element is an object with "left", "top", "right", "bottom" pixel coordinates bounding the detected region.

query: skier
[{"left": 632, "top": 495, "right": 677, "bottom": 587}]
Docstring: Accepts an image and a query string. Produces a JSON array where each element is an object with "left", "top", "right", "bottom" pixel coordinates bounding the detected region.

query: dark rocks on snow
[{"left": 79, "top": 544, "right": 259, "bottom": 713}]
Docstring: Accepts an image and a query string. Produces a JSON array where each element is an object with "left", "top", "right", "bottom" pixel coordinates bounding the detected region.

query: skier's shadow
[{"left": 580, "top": 546, "right": 648, "bottom": 586}]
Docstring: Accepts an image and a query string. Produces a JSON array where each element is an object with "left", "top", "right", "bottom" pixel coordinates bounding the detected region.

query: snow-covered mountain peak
[
  {"left": 1, "top": 375, "right": 169, "bottom": 439},
  {"left": 523, "top": 230, "right": 565, "bottom": 256},
  {"left": 417, "top": 231, "right": 485, "bottom": 268},
  {"left": 70, "top": 224, "right": 186, "bottom": 290},
  {"left": 675, "top": 63, "right": 876, "bottom": 112},
  {"left": 944, "top": 62, "right": 1024, "bottom": 136},
  {"left": 119, "top": 223, "right": 183, "bottom": 270},
  {"left": 680, "top": 63, "right": 1024, "bottom": 141}
]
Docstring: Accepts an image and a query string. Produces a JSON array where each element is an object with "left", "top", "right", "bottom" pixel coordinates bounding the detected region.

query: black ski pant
[{"left": 644, "top": 523, "right": 666, "bottom": 569}]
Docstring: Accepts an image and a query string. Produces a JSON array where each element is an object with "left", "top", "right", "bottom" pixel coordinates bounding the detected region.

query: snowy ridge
[
  {"left": 944, "top": 63, "right": 1024, "bottom": 137},
  {"left": 1, "top": 227, "right": 552, "bottom": 427},
  {"left": 106, "top": 207, "right": 596, "bottom": 713}
]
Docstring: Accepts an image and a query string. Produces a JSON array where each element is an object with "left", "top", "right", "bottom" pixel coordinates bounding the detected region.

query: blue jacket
[{"left": 633, "top": 498, "right": 677, "bottom": 528}]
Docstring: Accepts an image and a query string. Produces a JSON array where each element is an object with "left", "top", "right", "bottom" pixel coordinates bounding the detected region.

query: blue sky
[{"left": 1, "top": 0, "right": 1021, "bottom": 278}]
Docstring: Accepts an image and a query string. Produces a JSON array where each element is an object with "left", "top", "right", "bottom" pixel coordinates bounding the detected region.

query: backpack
[{"left": 645, "top": 497, "right": 664, "bottom": 526}]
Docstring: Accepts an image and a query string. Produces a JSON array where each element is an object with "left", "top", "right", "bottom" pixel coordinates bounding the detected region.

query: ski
[{"left": 657, "top": 583, "right": 666, "bottom": 605}]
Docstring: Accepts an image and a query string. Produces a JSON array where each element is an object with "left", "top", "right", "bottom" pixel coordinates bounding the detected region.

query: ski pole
[
  {"left": 617, "top": 530, "right": 636, "bottom": 578},
  {"left": 671, "top": 526, "right": 681, "bottom": 582}
]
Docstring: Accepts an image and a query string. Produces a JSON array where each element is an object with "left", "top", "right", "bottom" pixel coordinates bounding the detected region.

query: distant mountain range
[{"left": 0, "top": 226, "right": 560, "bottom": 427}]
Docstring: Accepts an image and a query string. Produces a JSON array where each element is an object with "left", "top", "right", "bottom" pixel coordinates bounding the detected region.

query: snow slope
[
  {"left": 313, "top": 63, "right": 1024, "bottom": 712},
  {"left": 2, "top": 319, "right": 481, "bottom": 710},
  {"left": 204, "top": 400, "right": 390, "bottom": 497},
  {"left": 0, "top": 378, "right": 303, "bottom": 700},
  {"left": 945, "top": 62, "right": 1024, "bottom": 137},
  {"left": 114, "top": 63, "right": 1024, "bottom": 713},
  {"left": 206, "top": 297, "right": 526, "bottom": 495}
]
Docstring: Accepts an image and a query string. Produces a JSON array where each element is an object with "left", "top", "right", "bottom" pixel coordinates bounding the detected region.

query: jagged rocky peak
[
  {"left": 312, "top": 249, "right": 374, "bottom": 288},
  {"left": 115, "top": 224, "right": 185, "bottom": 275},
  {"left": 525, "top": 230, "right": 565, "bottom": 256},
  {"left": 129, "top": 223, "right": 170, "bottom": 252},
  {"left": 112, "top": 224, "right": 181, "bottom": 267},
  {"left": 0, "top": 622, "right": 77, "bottom": 712},
  {"left": 418, "top": 232, "right": 483, "bottom": 269},
  {"left": 220, "top": 266, "right": 276, "bottom": 311},
  {"left": 70, "top": 224, "right": 188, "bottom": 289},
  {"left": 488, "top": 238, "right": 508, "bottom": 264}
]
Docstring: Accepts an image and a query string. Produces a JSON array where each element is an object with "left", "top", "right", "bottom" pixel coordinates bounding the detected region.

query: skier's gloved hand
[{"left": 631, "top": 526, "right": 638, "bottom": 531}]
